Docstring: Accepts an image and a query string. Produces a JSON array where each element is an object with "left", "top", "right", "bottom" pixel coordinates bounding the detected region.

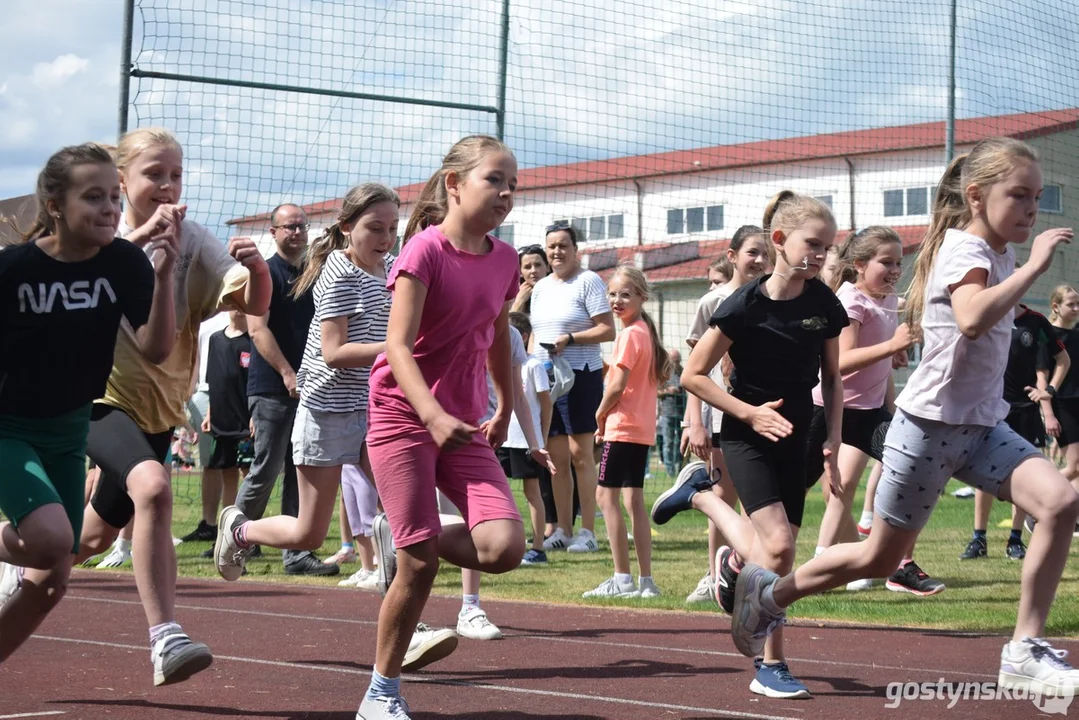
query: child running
[
  {"left": 1047, "top": 284, "right": 1079, "bottom": 512},
  {"left": 653, "top": 190, "right": 847, "bottom": 698},
  {"left": 359, "top": 135, "right": 525, "bottom": 720},
  {"left": 0, "top": 143, "right": 176, "bottom": 664},
  {"left": 727, "top": 137, "right": 1079, "bottom": 696},
  {"left": 584, "top": 265, "right": 671, "bottom": 599}
]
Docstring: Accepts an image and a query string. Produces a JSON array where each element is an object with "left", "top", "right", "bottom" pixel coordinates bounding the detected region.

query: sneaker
[
  {"left": 520, "top": 548, "right": 548, "bottom": 566},
  {"left": 845, "top": 578, "right": 873, "bottom": 592},
  {"left": 582, "top": 576, "right": 641, "bottom": 598},
  {"left": 650, "top": 461, "right": 717, "bottom": 525},
  {"left": 886, "top": 561, "right": 945, "bottom": 596},
  {"left": 339, "top": 568, "right": 379, "bottom": 589},
  {"left": 856, "top": 523, "right": 872, "bottom": 539},
  {"left": 638, "top": 577, "right": 661, "bottom": 598},
  {"left": 952, "top": 486, "right": 975, "bottom": 498},
  {"left": 542, "top": 527, "right": 571, "bottom": 551},
  {"left": 686, "top": 573, "right": 715, "bottom": 604},
  {"left": 151, "top": 625, "right": 213, "bottom": 686},
  {"left": 373, "top": 513, "right": 396, "bottom": 596},
  {"left": 715, "top": 546, "right": 738, "bottom": 614},
  {"left": 180, "top": 520, "right": 216, "bottom": 543},
  {"left": 356, "top": 694, "right": 411, "bottom": 720},
  {"left": 401, "top": 623, "right": 458, "bottom": 672},
  {"left": 1024, "top": 515, "right": 1037, "bottom": 534},
  {"left": 96, "top": 539, "right": 132, "bottom": 568},
  {"left": 960, "top": 536, "right": 988, "bottom": 560},
  {"left": 326, "top": 546, "right": 358, "bottom": 565},
  {"left": 750, "top": 662, "right": 811, "bottom": 699},
  {"left": 999, "top": 637, "right": 1079, "bottom": 697},
  {"left": 567, "top": 528, "right": 598, "bottom": 553},
  {"left": 1006, "top": 537, "right": 1027, "bottom": 560},
  {"left": 0, "top": 561, "right": 21, "bottom": 607},
  {"left": 200, "top": 547, "right": 214, "bottom": 559},
  {"left": 731, "top": 563, "right": 785, "bottom": 658},
  {"left": 214, "top": 505, "right": 252, "bottom": 582},
  {"left": 457, "top": 606, "right": 502, "bottom": 640},
  {"left": 285, "top": 552, "right": 341, "bottom": 577}
]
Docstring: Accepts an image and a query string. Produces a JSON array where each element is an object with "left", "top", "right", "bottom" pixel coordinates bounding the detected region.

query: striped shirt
[
  {"left": 296, "top": 250, "right": 394, "bottom": 413},
  {"left": 530, "top": 269, "right": 609, "bottom": 371}
]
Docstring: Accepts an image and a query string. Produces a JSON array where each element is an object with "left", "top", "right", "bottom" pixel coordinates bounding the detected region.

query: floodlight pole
[
  {"left": 118, "top": 0, "right": 135, "bottom": 136},
  {"left": 495, "top": 0, "right": 510, "bottom": 141},
  {"left": 945, "top": 0, "right": 957, "bottom": 161}
]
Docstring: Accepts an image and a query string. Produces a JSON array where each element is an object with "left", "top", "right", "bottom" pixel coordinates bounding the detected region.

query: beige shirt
[
  {"left": 101, "top": 217, "right": 249, "bottom": 433},
  {"left": 687, "top": 285, "right": 734, "bottom": 433}
]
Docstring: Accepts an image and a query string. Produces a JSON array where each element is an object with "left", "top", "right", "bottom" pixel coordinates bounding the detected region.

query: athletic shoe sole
[
  {"left": 749, "top": 678, "right": 811, "bottom": 699},
  {"left": 214, "top": 505, "right": 248, "bottom": 582},
  {"left": 650, "top": 460, "right": 708, "bottom": 525},
  {"left": 373, "top": 514, "right": 396, "bottom": 596},
  {"left": 154, "top": 642, "right": 214, "bottom": 687},
  {"left": 884, "top": 580, "right": 945, "bottom": 597},
  {"left": 731, "top": 564, "right": 777, "bottom": 658},
  {"left": 402, "top": 630, "right": 459, "bottom": 672}
]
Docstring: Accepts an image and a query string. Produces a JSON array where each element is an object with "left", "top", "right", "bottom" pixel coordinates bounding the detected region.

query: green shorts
[{"left": 0, "top": 404, "right": 92, "bottom": 553}]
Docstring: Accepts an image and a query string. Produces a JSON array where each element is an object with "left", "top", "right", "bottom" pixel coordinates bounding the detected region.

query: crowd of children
[{"left": 1, "top": 130, "right": 1078, "bottom": 719}]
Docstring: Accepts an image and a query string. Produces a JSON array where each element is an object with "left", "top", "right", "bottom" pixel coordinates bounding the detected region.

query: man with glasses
[{"left": 235, "top": 204, "right": 338, "bottom": 576}]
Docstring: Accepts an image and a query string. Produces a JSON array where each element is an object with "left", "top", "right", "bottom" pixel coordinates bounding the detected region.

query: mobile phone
[{"left": 540, "top": 342, "right": 557, "bottom": 351}]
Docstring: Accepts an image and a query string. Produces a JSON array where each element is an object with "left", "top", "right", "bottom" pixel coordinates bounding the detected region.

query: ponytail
[
  {"left": 402, "top": 171, "right": 447, "bottom": 244},
  {"left": 641, "top": 309, "right": 672, "bottom": 384}
]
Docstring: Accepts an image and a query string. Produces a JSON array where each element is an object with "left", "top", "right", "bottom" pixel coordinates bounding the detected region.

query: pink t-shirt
[
  {"left": 812, "top": 281, "right": 898, "bottom": 410},
  {"left": 367, "top": 226, "right": 519, "bottom": 433},
  {"left": 604, "top": 320, "right": 658, "bottom": 446}
]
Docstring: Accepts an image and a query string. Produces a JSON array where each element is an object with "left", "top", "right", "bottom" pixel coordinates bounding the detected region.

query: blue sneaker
[
  {"left": 750, "top": 662, "right": 811, "bottom": 699},
  {"left": 520, "top": 548, "right": 548, "bottom": 566},
  {"left": 731, "top": 562, "right": 785, "bottom": 658},
  {"left": 650, "top": 461, "right": 716, "bottom": 525}
]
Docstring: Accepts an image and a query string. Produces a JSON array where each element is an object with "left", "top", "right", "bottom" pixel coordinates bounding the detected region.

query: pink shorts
[{"left": 367, "top": 423, "right": 521, "bottom": 548}]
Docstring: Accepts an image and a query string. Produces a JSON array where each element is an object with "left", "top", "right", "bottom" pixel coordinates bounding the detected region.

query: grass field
[{"left": 116, "top": 466, "right": 1079, "bottom": 636}]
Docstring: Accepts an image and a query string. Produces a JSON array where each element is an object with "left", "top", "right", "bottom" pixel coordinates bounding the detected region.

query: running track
[{"left": 0, "top": 571, "right": 1064, "bottom": 719}]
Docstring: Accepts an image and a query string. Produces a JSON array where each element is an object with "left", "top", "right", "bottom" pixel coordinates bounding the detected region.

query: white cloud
[{"left": 30, "top": 53, "right": 88, "bottom": 89}]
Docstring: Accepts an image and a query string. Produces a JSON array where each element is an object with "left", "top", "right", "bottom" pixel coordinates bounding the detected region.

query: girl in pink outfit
[{"left": 358, "top": 135, "right": 525, "bottom": 720}]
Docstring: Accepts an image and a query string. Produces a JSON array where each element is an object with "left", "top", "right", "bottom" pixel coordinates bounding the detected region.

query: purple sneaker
[{"left": 731, "top": 562, "right": 785, "bottom": 658}]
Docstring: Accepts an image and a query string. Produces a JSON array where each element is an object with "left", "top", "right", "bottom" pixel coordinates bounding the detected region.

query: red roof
[{"left": 227, "top": 108, "right": 1079, "bottom": 226}]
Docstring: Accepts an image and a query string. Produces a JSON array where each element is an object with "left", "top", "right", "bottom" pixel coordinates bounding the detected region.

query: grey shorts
[
  {"left": 291, "top": 405, "right": 366, "bottom": 467},
  {"left": 876, "top": 408, "right": 1042, "bottom": 531}
]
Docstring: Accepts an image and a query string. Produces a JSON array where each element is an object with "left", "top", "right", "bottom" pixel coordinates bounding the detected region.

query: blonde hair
[
  {"left": 609, "top": 264, "right": 672, "bottom": 384},
  {"left": 906, "top": 137, "right": 1039, "bottom": 330},
  {"left": 403, "top": 135, "right": 514, "bottom": 243},
  {"left": 292, "top": 183, "right": 401, "bottom": 298},
  {"left": 114, "top": 127, "right": 183, "bottom": 171},
  {"left": 831, "top": 226, "right": 902, "bottom": 293},
  {"left": 1049, "top": 284, "right": 1079, "bottom": 324},
  {"left": 762, "top": 190, "right": 835, "bottom": 237}
]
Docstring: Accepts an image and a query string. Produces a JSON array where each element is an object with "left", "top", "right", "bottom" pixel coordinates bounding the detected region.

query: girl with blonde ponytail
[{"left": 722, "top": 137, "right": 1079, "bottom": 699}]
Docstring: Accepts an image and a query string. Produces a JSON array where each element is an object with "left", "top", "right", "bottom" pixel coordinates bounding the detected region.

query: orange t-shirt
[{"left": 604, "top": 319, "right": 658, "bottom": 445}]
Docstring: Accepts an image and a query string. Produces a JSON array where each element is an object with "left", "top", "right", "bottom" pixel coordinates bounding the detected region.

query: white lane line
[
  {"left": 33, "top": 634, "right": 803, "bottom": 720},
  {"left": 0, "top": 713, "right": 67, "bottom": 719},
  {"left": 67, "top": 594, "right": 998, "bottom": 679}
]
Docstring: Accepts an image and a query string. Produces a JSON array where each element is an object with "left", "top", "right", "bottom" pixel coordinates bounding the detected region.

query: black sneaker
[
  {"left": 200, "top": 547, "right": 214, "bottom": 559},
  {"left": 715, "top": 546, "right": 738, "bottom": 614},
  {"left": 1006, "top": 538, "right": 1027, "bottom": 560},
  {"left": 885, "top": 561, "right": 945, "bottom": 597},
  {"left": 283, "top": 551, "right": 340, "bottom": 577},
  {"left": 959, "top": 536, "right": 987, "bottom": 560},
  {"left": 181, "top": 520, "right": 216, "bottom": 543},
  {"left": 248, "top": 544, "right": 262, "bottom": 558}
]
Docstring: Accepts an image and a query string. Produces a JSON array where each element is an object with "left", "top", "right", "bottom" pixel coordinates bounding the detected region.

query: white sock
[
  {"left": 461, "top": 593, "right": 480, "bottom": 611},
  {"left": 639, "top": 575, "right": 653, "bottom": 584},
  {"left": 1008, "top": 639, "right": 1031, "bottom": 655},
  {"left": 859, "top": 511, "right": 873, "bottom": 527},
  {"left": 614, "top": 572, "right": 633, "bottom": 585},
  {"left": 814, "top": 546, "right": 825, "bottom": 557},
  {"left": 115, "top": 537, "right": 132, "bottom": 553}
]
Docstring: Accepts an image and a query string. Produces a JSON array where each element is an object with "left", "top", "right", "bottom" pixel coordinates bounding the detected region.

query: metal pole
[
  {"left": 495, "top": 0, "right": 510, "bottom": 140},
  {"left": 118, "top": 0, "right": 135, "bottom": 136},
  {"left": 945, "top": 0, "right": 957, "bottom": 161}
]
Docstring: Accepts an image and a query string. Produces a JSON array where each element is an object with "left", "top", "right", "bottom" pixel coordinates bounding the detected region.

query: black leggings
[
  {"left": 804, "top": 405, "right": 892, "bottom": 489},
  {"left": 87, "top": 405, "right": 172, "bottom": 529}
]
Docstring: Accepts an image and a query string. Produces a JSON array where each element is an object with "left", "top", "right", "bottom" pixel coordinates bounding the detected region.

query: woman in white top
[{"left": 530, "top": 223, "right": 615, "bottom": 552}]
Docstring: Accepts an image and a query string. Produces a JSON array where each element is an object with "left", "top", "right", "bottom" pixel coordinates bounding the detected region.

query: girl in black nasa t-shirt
[{"left": 0, "top": 143, "right": 176, "bottom": 665}]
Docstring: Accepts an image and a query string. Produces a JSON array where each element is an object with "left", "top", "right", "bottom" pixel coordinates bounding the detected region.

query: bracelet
[{"left": 567, "top": 333, "right": 576, "bottom": 345}]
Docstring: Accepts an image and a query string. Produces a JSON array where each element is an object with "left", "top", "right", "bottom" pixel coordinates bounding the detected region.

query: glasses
[
  {"left": 545, "top": 222, "right": 571, "bottom": 234},
  {"left": 607, "top": 291, "right": 638, "bottom": 302},
  {"left": 272, "top": 223, "right": 309, "bottom": 233},
  {"left": 518, "top": 244, "right": 545, "bottom": 256}
]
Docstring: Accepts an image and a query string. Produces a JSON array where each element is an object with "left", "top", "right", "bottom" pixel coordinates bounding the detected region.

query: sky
[{"left": 2, "top": 0, "right": 1077, "bottom": 236}]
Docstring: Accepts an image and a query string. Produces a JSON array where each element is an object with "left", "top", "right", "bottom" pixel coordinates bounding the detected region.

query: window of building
[
  {"left": 667, "top": 208, "right": 683, "bottom": 235},
  {"left": 1040, "top": 184, "right": 1063, "bottom": 213},
  {"left": 884, "top": 186, "right": 932, "bottom": 217},
  {"left": 814, "top": 194, "right": 834, "bottom": 209},
  {"left": 706, "top": 205, "right": 724, "bottom": 231},
  {"left": 668, "top": 205, "right": 724, "bottom": 234},
  {"left": 589, "top": 216, "right": 606, "bottom": 241},
  {"left": 906, "top": 187, "right": 928, "bottom": 216},
  {"left": 608, "top": 214, "right": 624, "bottom": 239},
  {"left": 686, "top": 207, "right": 704, "bottom": 233}
]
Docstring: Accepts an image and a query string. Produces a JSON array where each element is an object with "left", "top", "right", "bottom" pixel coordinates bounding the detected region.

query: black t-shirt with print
[
  {"left": 1049, "top": 325, "right": 1079, "bottom": 400},
  {"left": 710, "top": 275, "right": 849, "bottom": 409},
  {"left": 1002, "top": 306, "right": 1063, "bottom": 407},
  {"left": 0, "top": 238, "right": 154, "bottom": 417},
  {"left": 247, "top": 253, "right": 315, "bottom": 397},
  {"left": 207, "top": 329, "right": 252, "bottom": 438}
]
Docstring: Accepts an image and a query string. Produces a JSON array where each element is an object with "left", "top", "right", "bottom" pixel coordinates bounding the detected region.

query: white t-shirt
[
  {"left": 687, "top": 284, "right": 734, "bottom": 433},
  {"left": 896, "top": 228, "right": 1014, "bottom": 426},
  {"left": 481, "top": 326, "right": 529, "bottom": 424},
  {"left": 196, "top": 312, "right": 230, "bottom": 392},
  {"left": 506, "top": 355, "right": 551, "bottom": 450},
  {"left": 530, "top": 269, "right": 609, "bottom": 372},
  {"left": 297, "top": 250, "right": 394, "bottom": 413}
]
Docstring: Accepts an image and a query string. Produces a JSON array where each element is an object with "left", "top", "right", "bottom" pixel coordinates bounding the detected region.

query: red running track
[{"left": 0, "top": 570, "right": 1064, "bottom": 719}]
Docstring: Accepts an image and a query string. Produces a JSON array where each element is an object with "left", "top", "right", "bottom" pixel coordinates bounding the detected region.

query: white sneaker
[
  {"left": 639, "top": 577, "right": 661, "bottom": 598},
  {"left": 0, "top": 561, "right": 21, "bottom": 607},
  {"left": 846, "top": 578, "right": 873, "bottom": 592},
  {"left": 373, "top": 513, "right": 397, "bottom": 596},
  {"left": 999, "top": 637, "right": 1079, "bottom": 697},
  {"left": 339, "top": 568, "right": 379, "bottom": 589},
  {"left": 213, "top": 505, "right": 252, "bottom": 582},
  {"left": 567, "top": 528, "right": 598, "bottom": 553},
  {"left": 457, "top": 606, "right": 503, "bottom": 640},
  {"left": 686, "top": 573, "right": 715, "bottom": 604},
  {"left": 150, "top": 624, "right": 213, "bottom": 686},
  {"left": 583, "top": 576, "right": 640, "bottom": 598},
  {"left": 96, "top": 539, "right": 132, "bottom": 568},
  {"left": 356, "top": 694, "right": 412, "bottom": 720},
  {"left": 402, "top": 623, "right": 458, "bottom": 672},
  {"left": 326, "top": 546, "right": 358, "bottom": 565},
  {"left": 542, "top": 527, "right": 570, "bottom": 551}
]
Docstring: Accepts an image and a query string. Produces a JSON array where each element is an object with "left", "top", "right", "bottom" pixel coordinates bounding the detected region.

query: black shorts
[
  {"left": 550, "top": 366, "right": 604, "bottom": 437},
  {"left": 1005, "top": 404, "right": 1045, "bottom": 448},
  {"left": 720, "top": 398, "right": 812, "bottom": 525},
  {"left": 805, "top": 405, "right": 892, "bottom": 489},
  {"left": 86, "top": 405, "right": 173, "bottom": 529},
  {"left": 497, "top": 446, "right": 544, "bottom": 480},
  {"left": 1054, "top": 398, "right": 1079, "bottom": 447},
  {"left": 597, "top": 441, "right": 650, "bottom": 489},
  {"left": 208, "top": 436, "right": 254, "bottom": 470}
]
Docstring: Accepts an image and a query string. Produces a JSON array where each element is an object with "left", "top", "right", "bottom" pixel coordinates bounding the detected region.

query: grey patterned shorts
[{"left": 875, "top": 408, "right": 1042, "bottom": 531}]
